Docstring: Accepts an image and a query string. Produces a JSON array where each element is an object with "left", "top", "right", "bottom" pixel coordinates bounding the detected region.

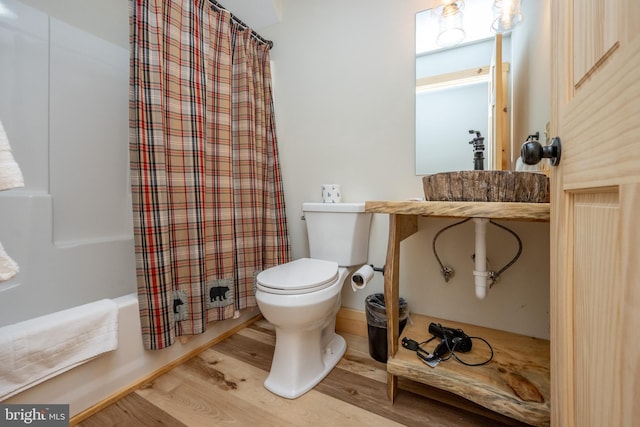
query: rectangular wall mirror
[{"left": 415, "top": 0, "right": 510, "bottom": 175}]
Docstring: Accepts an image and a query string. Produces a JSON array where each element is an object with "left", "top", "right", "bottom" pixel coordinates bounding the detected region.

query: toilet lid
[{"left": 256, "top": 258, "right": 339, "bottom": 295}]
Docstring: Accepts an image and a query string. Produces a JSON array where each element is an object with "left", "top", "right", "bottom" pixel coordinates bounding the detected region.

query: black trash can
[{"left": 365, "top": 293, "right": 408, "bottom": 363}]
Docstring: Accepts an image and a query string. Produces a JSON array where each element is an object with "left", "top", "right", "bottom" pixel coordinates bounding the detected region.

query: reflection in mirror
[
  {"left": 416, "top": 70, "right": 489, "bottom": 174},
  {"left": 415, "top": 0, "right": 511, "bottom": 175},
  {"left": 416, "top": 45, "right": 496, "bottom": 173}
]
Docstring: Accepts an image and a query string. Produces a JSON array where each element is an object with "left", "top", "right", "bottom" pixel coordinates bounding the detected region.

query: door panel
[
  {"left": 572, "top": 191, "right": 621, "bottom": 426},
  {"left": 573, "top": 0, "right": 619, "bottom": 87},
  {"left": 552, "top": 0, "right": 640, "bottom": 425}
]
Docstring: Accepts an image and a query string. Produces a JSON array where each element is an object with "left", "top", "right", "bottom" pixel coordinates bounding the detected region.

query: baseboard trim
[
  {"left": 336, "top": 307, "right": 367, "bottom": 338},
  {"left": 69, "top": 313, "right": 263, "bottom": 426}
]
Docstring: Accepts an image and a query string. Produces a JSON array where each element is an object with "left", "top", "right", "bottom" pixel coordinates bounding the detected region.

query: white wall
[
  {"left": 416, "top": 82, "right": 490, "bottom": 174},
  {"left": 511, "top": 0, "right": 551, "bottom": 153},
  {"left": 261, "top": 0, "right": 550, "bottom": 339},
  {"left": 0, "top": 0, "right": 135, "bottom": 327}
]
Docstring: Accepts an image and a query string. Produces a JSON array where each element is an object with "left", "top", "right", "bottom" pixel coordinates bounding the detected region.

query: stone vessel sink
[{"left": 422, "top": 170, "right": 550, "bottom": 203}]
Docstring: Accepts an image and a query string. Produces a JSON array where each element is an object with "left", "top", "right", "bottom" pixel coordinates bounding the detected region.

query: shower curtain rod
[{"left": 208, "top": 0, "right": 274, "bottom": 48}]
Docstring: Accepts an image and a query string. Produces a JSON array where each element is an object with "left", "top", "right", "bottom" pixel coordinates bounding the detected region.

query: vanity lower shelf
[
  {"left": 365, "top": 200, "right": 551, "bottom": 426},
  {"left": 390, "top": 313, "right": 550, "bottom": 426}
]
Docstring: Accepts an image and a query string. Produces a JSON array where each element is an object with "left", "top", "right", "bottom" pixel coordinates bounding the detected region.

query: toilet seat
[{"left": 256, "top": 258, "right": 339, "bottom": 295}]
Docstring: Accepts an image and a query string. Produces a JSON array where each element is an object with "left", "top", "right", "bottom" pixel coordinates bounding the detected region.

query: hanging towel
[
  {"left": 0, "top": 299, "right": 118, "bottom": 400},
  {"left": 0, "top": 119, "right": 25, "bottom": 191},
  {"left": 0, "top": 242, "right": 19, "bottom": 282}
]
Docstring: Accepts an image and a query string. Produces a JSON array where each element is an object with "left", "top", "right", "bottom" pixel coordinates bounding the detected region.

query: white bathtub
[{"left": 4, "top": 293, "right": 260, "bottom": 419}]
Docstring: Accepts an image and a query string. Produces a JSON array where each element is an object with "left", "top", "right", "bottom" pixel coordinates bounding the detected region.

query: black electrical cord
[
  {"left": 443, "top": 335, "right": 494, "bottom": 366},
  {"left": 402, "top": 334, "right": 494, "bottom": 367},
  {"left": 402, "top": 336, "right": 439, "bottom": 363}
]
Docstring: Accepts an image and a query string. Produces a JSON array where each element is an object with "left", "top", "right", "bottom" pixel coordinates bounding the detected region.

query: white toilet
[{"left": 255, "top": 202, "right": 372, "bottom": 399}]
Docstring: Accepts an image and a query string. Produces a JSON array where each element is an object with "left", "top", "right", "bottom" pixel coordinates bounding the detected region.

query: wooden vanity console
[{"left": 365, "top": 200, "right": 550, "bottom": 427}]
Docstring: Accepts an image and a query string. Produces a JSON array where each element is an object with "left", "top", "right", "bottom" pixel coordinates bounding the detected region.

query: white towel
[
  {"left": 0, "top": 242, "right": 19, "bottom": 282},
  {"left": 0, "top": 299, "right": 118, "bottom": 400},
  {"left": 0, "top": 119, "right": 25, "bottom": 191}
]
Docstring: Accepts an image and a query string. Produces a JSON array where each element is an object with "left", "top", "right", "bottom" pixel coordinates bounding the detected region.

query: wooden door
[{"left": 551, "top": 1, "right": 640, "bottom": 426}]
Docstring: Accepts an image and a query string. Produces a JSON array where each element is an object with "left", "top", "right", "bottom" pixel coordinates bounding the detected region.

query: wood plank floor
[{"left": 77, "top": 319, "right": 532, "bottom": 426}]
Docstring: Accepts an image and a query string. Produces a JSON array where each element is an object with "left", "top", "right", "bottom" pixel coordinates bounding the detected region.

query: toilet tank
[{"left": 302, "top": 202, "right": 372, "bottom": 266}]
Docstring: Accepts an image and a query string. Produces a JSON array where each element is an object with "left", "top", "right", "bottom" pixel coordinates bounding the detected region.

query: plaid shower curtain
[{"left": 129, "top": 0, "right": 290, "bottom": 350}]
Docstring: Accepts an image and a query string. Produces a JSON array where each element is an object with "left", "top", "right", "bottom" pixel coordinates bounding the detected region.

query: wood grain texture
[
  {"left": 573, "top": 0, "right": 619, "bottom": 87},
  {"left": 551, "top": 0, "right": 640, "bottom": 425},
  {"left": 416, "top": 64, "right": 490, "bottom": 90},
  {"left": 76, "top": 318, "right": 530, "bottom": 427},
  {"left": 364, "top": 201, "right": 550, "bottom": 222},
  {"left": 383, "top": 214, "right": 417, "bottom": 401},
  {"left": 572, "top": 192, "right": 621, "bottom": 427},
  {"left": 618, "top": 184, "right": 640, "bottom": 426},
  {"left": 492, "top": 33, "right": 507, "bottom": 170},
  {"left": 71, "top": 314, "right": 262, "bottom": 425},
  {"left": 388, "top": 314, "right": 550, "bottom": 427},
  {"left": 422, "top": 171, "right": 550, "bottom": 203},
  {"left": 76, "top": 392, "right": 187, "bottom": 427},
  {"left": 504, "top": 372, "right": 544, "bottom": 403},
  {"left": 336, "top": 307, "right": 368, "bottom": 338}
]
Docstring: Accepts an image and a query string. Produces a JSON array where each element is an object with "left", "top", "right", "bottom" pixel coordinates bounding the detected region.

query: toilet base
[{"left": 263, "top": 332, "right": 346, "bottom": 399}]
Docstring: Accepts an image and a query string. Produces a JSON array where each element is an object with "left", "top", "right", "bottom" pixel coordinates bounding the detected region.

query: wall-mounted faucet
[{"left": 468, "top": 130, "right": 485, "bottom": 171}]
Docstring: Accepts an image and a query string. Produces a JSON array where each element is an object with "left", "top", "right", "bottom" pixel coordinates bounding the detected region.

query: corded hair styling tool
[{"left": 401, "top": 323, "right": 493, "bottom": 368}]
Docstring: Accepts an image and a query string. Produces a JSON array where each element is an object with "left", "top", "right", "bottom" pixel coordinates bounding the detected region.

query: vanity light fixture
[
  {"left": 435, "top": 1, "right": 466, "bottom": 47},
  {"left": 490, "top": 0, "right": 523, "bottom": 33}
]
